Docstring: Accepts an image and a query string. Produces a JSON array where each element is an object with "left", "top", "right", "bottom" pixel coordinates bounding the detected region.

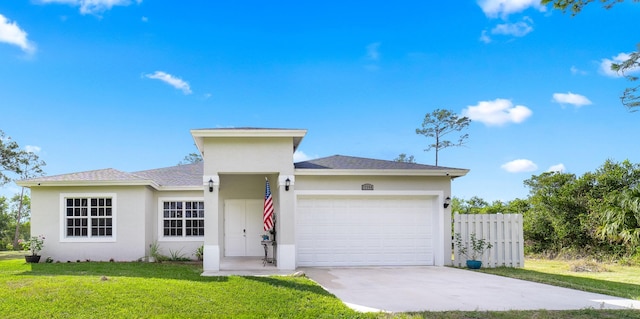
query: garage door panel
[{"left": 296, "top": 196, "right": 434, "bottom": 267}]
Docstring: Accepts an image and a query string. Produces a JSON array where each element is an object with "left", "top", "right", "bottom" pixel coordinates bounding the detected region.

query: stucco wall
[
  {"left": 203, "top": 137, "right": 294, "bottom": 175},
  {"left": 29, "top": 186, "right": 209, "bottom": 262},
  {"left": 30, "top": 186, "right": 151, "bottom": 262},
  {"left": 294, "top": 175, "right": 451, "bottom": 192}
]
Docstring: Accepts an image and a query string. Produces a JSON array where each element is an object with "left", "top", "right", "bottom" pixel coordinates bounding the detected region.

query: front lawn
[
  {"left": 479, "top": 258, "right": 640, "bottom": 301},
  {"left": 0, "top": 251, "right": 375, "bottom": 318}
]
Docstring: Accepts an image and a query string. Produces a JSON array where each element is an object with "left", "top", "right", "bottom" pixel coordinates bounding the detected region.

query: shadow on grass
[
  {"left": 10, "top": 260, "right": 335, "bottom": 298},
  {"left": 0, "top": 251, "right": 25, "bottom": 261},
  {"left": 479, "top": 267, "right": 640, "bottom": 300},
  {"left": 18, "top": 261, "right": 229, "bottom": 282},
  {"left": 244, "top": 275, "right": 336, "bottom": 297}
]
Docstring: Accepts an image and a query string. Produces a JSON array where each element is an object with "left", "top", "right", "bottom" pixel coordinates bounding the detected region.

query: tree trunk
[
  {"left": 435, "top": 136, "right": 439, "bottom": 166},
  {"left": 12, "top": 187, "right": 25, "bottom": 249}
]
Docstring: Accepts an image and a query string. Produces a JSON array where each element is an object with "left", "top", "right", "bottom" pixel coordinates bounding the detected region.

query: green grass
[
  {"left": 1, "top": 252, "right": 638, "bottom": 319},
  {"left": 479, "top": 258, "right": 640, "bottom": 301},
  {"left": 0, "top": 251, "right": 376, "bottom": 318}
]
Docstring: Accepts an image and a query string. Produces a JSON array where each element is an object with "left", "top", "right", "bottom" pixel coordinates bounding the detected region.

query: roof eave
[
  {"left": 294, "top": 168, "right": 470, "bottom": 177},
  {"left": 16, "top": 180, "right": 160, "bottom": 189},
  {"left": 155, "top": 186, "right": 203, "bottom": 191},
  {"left": 191, "top": 128, "right": 308, "bottom": 155}
]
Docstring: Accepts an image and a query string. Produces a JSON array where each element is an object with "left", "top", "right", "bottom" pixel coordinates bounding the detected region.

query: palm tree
[{"left": 598, "top": 187, "right": 640, "bottom": 254}]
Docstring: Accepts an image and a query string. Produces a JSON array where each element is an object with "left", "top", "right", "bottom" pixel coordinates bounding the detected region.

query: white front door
[{"left": 224, "top": 199, "right": 264, "bottom": 256}]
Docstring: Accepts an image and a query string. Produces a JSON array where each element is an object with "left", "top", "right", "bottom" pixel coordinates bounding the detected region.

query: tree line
[
  {"left": 453, "top": 159, "right": 640, "bottom": 261},
  {"left": 0, "top": 130, "right": 45, "bottom": 250},
  {"left": 0, "top": 195, "right": 31, "bottom": 250}
]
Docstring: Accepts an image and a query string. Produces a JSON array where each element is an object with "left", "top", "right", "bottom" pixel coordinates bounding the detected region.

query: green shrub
[
  {"left": 168, "top": 248, "right": 190, "bottom": 261},
  {"left": 195, "top": 245, "right": 204, "bottom": 261}
]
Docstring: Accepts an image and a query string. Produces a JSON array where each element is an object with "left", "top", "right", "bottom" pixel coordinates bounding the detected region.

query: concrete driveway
[{"left": 302, "top": 266, "right": 640, "bottom": 312}]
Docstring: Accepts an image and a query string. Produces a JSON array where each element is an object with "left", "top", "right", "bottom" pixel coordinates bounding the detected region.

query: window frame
[
  {"left": 158, "top": 197, "right": 205, "bottom": 242},
  {"left": 59, "top": 193, "right": 117, "bottom": 243}
]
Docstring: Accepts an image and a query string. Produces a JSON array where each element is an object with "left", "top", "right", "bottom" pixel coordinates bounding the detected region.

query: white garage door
[{"left": 296, "top": 196, "right": 434, "bottom": 267}]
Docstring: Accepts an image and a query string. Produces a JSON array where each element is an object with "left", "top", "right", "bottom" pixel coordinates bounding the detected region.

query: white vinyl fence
[{"left": 453, "top": 213, "right": 524, "bottom": 268}]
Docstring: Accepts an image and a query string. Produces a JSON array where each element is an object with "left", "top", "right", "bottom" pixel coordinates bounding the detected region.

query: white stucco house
[{"left": 18, "top": 128, "right": 468, "bottom": 272}]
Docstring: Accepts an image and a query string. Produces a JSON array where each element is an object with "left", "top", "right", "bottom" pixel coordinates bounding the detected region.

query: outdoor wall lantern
[
  {"left": 285, "top": 178, "right": 291, "bottom": 191},
  {"left": 208, "top": 178, "right": 214, "bottom": 192},
  {"left": 443, "top": 196, "right": 451, "bottom": 208}
]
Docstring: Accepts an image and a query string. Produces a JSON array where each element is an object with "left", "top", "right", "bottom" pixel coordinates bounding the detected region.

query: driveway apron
[{"left": 302, "top": 266, "right": 640, "bottom": 312}]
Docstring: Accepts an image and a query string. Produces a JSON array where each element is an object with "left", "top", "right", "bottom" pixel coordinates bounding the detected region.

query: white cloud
[
  {"left": 552, "top": 92, "right": 592, "bottom": 107},
  {"left": 24, "top": 145, "right": 42, "bottom": 153},
  {"left": 0, "top": 14, "right": 36, "bottom": 54},
  {"left": 479, "top": 30, "right": 491, "bottom": 43},
  {"left": 141, "top": 16, "right": 148, "bottom": 22},
  {"left": 144, "top": 71, "right": 192, "bottom": 94},
  {"left": 462, "top": 98, "right": 532, "bottom": 126},
  {"left": 570, "top": 66, "right": 587, "bottom": 75},
  {"left": 491, "top": 19, "right": 533, "bottom": 37},
  {"left": 38, "top": 0, "right": 141, "bottom": 15},
  {"left": 478, "top": 0, "right": 546, "bottom": 19},
  {"left": 293, "top": 150, "right": 317, "bottom": 162},
  {"left": 599, "top": 52, "right": 640, "bottom": 77},
  {"left": 547, "top": 163, "right": 566, "bottom": 173},
  {"left": 501, "top": 159, "right": 538, "bottom": 173},
  {"left": 366, "top": 42, "right": 381, "bottom": 61}
]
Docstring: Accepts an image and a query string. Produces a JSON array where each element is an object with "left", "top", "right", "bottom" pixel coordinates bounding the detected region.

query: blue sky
[{"left": 1, "top": 0, "right": 639, "bottom": 202}]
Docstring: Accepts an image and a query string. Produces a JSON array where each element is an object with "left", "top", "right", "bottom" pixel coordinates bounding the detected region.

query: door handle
[{"left": 243, "top": 229, "right": 246, "bottom": 237}]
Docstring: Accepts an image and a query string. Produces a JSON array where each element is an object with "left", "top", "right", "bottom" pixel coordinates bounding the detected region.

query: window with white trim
[
  {"left": 162, "top": 200, "right": 204, "bottom": 237},
  {"left": 65, "top": 197, "right": 113, "bottom": 238}
]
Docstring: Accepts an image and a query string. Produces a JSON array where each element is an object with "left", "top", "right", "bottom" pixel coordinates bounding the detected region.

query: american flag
[{"left": 263, "top": 178, "right": 274, "bottom": 231}]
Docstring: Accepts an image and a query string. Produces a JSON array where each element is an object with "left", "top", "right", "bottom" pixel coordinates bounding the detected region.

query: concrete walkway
[{"left": 302, "top": 266, "right": 640, "bottom": 312}]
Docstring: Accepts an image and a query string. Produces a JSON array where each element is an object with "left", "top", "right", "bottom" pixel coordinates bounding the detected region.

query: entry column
[
  {"left": 276, "top": 175, "right": 296, "bottom": 270},
  {"left": 203, "top": 175, "right": 220, "bottom": 271}
]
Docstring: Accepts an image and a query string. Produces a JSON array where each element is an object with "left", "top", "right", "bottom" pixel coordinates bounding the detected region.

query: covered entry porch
[
  {"left": 202, "top": 173, "right": 295, "bottom": 272},
  {"left": 191, "top": 128, "right": 304, "bottom": 273},
  {"left": 201, "top": 256, "right": 291, "bottom": 276}
]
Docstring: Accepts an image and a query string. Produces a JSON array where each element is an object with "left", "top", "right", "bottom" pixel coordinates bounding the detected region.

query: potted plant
[
  {"left": 149, "top": 241, "right": 161, "bottom": 263},
  {"left": 21, "top": 235, "right": 45, "bottom": 263},
  {"left": 454, "top": 232, "right": 492, "bottom": 269}
]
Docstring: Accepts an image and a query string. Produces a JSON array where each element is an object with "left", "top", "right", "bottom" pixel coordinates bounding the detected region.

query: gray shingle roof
[
  {"left": 132, "top": 162, "right": 203, "bottom": 187},
  {"left": 20, "top": 168, "right": 145, "bottom": 182},
  {"left": 294, "top": 155, "right": 457, "bottom": 170},
  {"left": 20, "top": 155, "right": 467, "bottom": 188},
  {"left": 19, "top": 163, "right": 204, "bottom": 188}
]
